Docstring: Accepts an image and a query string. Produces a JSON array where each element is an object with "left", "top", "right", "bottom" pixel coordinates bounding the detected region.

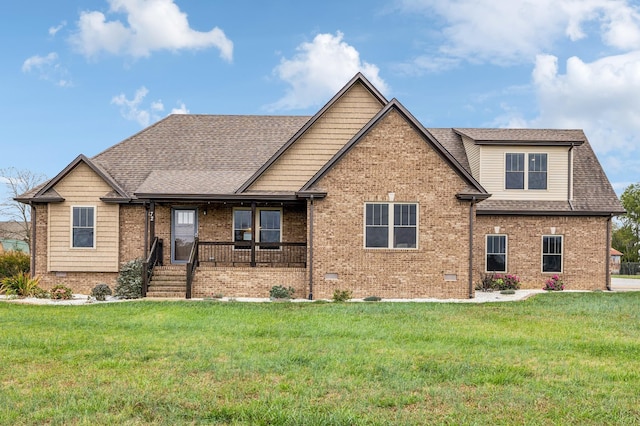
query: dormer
[{"left": 455, "top": 129, "right": 584, "bottom": 202}]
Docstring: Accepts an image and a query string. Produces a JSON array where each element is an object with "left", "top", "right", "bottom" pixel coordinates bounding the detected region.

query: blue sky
[{"left": 2, "top": 0, "right": 640, "bottom": 216}]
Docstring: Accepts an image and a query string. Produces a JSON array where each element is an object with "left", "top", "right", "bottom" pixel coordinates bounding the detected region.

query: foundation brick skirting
[{"left": 192, "top": 266, "right": 307, "bottom": 299}]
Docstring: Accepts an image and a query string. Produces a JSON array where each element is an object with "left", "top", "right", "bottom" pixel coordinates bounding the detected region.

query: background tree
[
  {"left": 614, "top": 183, "right": 640, "bottom": 263},
  {"left": 0, "top": 168, "right": 46, "bottom": 246}
]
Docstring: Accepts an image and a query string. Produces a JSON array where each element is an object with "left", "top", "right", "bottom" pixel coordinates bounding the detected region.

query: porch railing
[
  {"left": 197, "top": 241, "right": 307, "bottom": 267},
  {"left": 186, "top": 237, "right": 199, "bottom": 299},
  {"left": 142, "top": 237, "right": 163, "bottom": 297}
]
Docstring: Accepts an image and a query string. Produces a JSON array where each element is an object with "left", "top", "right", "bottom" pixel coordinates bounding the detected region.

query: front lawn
[{"left": 1, "top": 293, "right": 639, "bottom": 425}]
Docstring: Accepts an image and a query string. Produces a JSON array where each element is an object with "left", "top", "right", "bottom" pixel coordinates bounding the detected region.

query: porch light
[
  {"left": 550, "top": 227, "right": 556, "bottom": 234},
  {"left": 494, "top": 226, "right": 500, "bottom": 234},
  {"left": 388, "top": 192, "right": 395, "bottom": 202}
]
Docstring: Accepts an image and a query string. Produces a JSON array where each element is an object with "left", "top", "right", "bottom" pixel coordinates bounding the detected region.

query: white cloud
[
  {"left": 397, "top": 0, "right": 640, "bottom": 70},
  {"left": 111, "top": 86, "right": 161, "bottom": 127},
  {"left": 70, "top": 0, "right": 233, "bottom": 61},
  {"left": 171, "top": 102, "right": 189, "bottom": 114},
  {"left": 111, "top": 87, "right": 190, "bottom": 125},
  {"left": 268, "top": 31, "right": 388, "bottom": 111},
  {"left": 22, "top": 52, "right": 72, "bottom": 87},
  {"left": 49, "top": 21, "right": 67, "bottom": 36}
]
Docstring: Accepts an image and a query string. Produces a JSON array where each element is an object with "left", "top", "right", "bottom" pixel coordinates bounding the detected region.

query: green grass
[
  {"left": 1, "top": 293, "right": 639, "bottom": 425},
  {"left": 612, "top": 275, "right": 640, "bottom": 279}
]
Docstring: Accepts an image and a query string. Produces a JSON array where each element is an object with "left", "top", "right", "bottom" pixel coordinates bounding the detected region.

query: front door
[{"left": 172, "top": 208, "right": 197, "bottom": 263}]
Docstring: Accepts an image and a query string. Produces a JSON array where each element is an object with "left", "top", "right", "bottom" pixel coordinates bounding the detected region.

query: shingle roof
[
  {"left": 92, "top": 114, "right": 311, "bottom": 198},
  {"left": 454, "top": 128, "right": 586, "bottom": 143}
]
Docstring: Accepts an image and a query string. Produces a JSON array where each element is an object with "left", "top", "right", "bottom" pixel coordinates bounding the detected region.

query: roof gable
[
  {"left": 301, "top": 99, "right": 487, "bottom": 197},
  {"left": 33, "top": 154, "right": 129, "bottom": 202},
  {"left": 237, "top": 73, "right": 388, "bottom": 193}
]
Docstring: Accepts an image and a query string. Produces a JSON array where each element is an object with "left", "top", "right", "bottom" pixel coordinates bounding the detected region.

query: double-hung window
[
  {"left": 486, "top": 235, "right": 507, "bottom": 272},
  {"left": 505, "top": 153, "right": 547, "bottom": 190},
  {"left": 542, "top": 235, "right": 562, "bottom": 273},
  {"left": 365, "top": 203, "right": 417, "bottom": 249},
  {"left": 72, "top": 206, "right": 95, "bottom": 248}
]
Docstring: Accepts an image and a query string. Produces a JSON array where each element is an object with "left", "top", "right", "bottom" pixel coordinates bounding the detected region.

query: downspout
[
  {"left": 144, "top": 202, "right": 149, "bottom": 260},
  {"left": 606, "top": 215, "right": 612, "bottom": 291},
  {"left": 308, "top": 195, "right": 314, "bottom": 300},
  {"left": 468, "top": 197, "right": 476, "bottom": 299},
  {"left": 30, "top": 203, "right": 36, "bottom": 278}
]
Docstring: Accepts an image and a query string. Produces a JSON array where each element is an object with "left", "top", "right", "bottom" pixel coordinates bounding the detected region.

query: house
[
  {"left": 610, "top": 248, "right": 623, "bottom": 275},
  {"left": 16, "top": 74, "right": 625, "bottom": 299}
]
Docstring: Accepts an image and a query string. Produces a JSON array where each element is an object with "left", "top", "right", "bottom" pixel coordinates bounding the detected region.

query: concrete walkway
[{"left": 611, "top": 277, "right": 640, "bottom": 291}]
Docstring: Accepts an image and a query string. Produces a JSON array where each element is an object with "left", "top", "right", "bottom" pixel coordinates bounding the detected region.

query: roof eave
[
  {"left": 133, "top": 193, "right": 301, "bottom": 202},
  {"left": 476, "top": 209, "right": 626, "bottom": 216},
  {"left": 456, "top": 193, "right": 492, "bottom": 201},
  {"left": 472, "top": 140, "right": 585, "bottom": 146}
]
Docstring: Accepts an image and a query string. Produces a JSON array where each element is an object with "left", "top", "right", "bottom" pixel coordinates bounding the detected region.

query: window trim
[
  {"left": 70, "top": 205, "right": 96, "bottom": 249},
  {"left": 541, "top": 235, "right": 563, "bottom": 273},
  {"left": 504, "top": 152, "right": 548, "bottom": 191},
  {"left": 485, "top": 234, "right": 507, "bottom": 273},
  {"left": 364, "top": 202, "right": 419, "bottom": 250}
]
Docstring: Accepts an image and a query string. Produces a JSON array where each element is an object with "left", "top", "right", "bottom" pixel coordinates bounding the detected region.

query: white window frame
[
  {"left": 541, "top": 235, "right": 563, "bottom": 273},
  {"left": 232, "top": 207, "right": 283, "bottom": 250},
  {"left": 505, "top": 152, "right": 548, "bottom": 191},
  {"left": 70, "top": 205, "right": 96, "bottom": 249},
  {"left": 485, "top": 234, "right": 507, "bottom": 273},
  {"left": 364, "top": 202, "right": 418, "bottom": 249}
]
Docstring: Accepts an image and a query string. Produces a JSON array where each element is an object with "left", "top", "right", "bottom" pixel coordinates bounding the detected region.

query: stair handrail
[
  {"left": 143, "top": 237, "right": 163, "bottom": 297},
  {"left": 186, "top": 237, "right": 199, "bottom": 299}
]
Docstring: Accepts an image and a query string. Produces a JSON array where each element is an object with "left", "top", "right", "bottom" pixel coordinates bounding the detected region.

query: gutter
[
  {"left": 30, "top": 203, "right": 36, "bottom": 278},
  {"left": 468, "top": 196, "right": 476, "bottom": 299},
  {"left": 308, "top": 195, "right": 315, "bottom": 300},
  {"left": 606, "top": 215, "right": 612, "bottom": 291}
]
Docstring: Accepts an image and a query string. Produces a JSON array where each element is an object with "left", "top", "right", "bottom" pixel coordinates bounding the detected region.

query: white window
[
  {"left": 505, "top": 153, "right": 547, "bottom": 190},
  {"left": 542, "top": 235, "right": 563, "bottom": 273},
  {"left": 365, "top": 203, "right": 417, "bottom": 249},
  {"left": 72, "top": 206, "right": 95, "bottom": 248},
  {"left": 486, "top": 235, "right": 507, "bottom": 272}
]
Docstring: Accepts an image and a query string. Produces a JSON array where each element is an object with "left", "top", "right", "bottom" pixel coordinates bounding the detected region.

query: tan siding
[
  {"left": 48, "top": 163, "right": 120, "bottom": 272},
  {"left": 479, "top": 146, "right": 569, "bottom": 200},
  {"left": 462, "top": 135, "right": 480, "bottom": 179},
  {"left": 250, "top": 82, "right": 384, "bottom": 191}
]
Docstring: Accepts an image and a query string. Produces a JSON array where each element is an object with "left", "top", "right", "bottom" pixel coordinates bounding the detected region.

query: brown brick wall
[
  {"left": 192, "top": 266, "right": 306, "bottom": 298},
  {"left": 120, "top": 205, "right": 146, "bottom": 262},
  {"left": 308, "top": 109, "right": 472, "bottom": 299},
  {"left": 474, "top": 215, "right": 609, "bottom": 290}
]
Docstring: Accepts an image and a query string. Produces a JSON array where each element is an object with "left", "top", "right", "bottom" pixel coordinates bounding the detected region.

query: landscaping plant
[
  {"left": 0, "top": 251, "right": 30, "bottom": 279},
  {"left": 114, "top": 259, "right": 143, "bottom": 299},
  {"left": 332, "top": 288, "right": 352, "bottom": 302},
  {"left": 0, "top": 272, "right": 43, "bottom": 297},
  {"left": 91, "top": 283, "right": 112, "bottom": 301},
  {"left": 50, "top": 284, "right": 73, "bottom": 300},
  {"left": 269, "top": 285, "right": 295, "bottom": 300},
  {"left": 544, "top": 274, "right": 565, "bottom": 291}
]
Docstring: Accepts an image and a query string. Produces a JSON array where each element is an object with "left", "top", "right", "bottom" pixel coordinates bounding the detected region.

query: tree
[
  {"left": 616, "top": 183, "right": 640, "bottom": 262},
  {"left": 0, "top": 167, "right": 47, "bottom": 246}
]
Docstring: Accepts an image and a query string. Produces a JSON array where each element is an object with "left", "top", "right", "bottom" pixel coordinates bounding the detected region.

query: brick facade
[
  {"left": 192, "top": 266, "right": 306, "bottom": 299},
  {"left": 308, "top": 109, "right": 473, "bottom": 299},
  {"left": 474, "top": 215, "right": 610, "bottom": 290}
]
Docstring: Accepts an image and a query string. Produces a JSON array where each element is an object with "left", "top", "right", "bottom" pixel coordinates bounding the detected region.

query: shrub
[
  {"left": 478, "top": 273, "right": 521, "bottom": 291},
  {"left": 91, "top": 283, "right": 112, "bottom": 301},
  {"left": 51, "top": 284, "right": 73, "bottom": 300},
  {"left": 269, "top": 285, "right": 295, "bottom": 300},
  {"left": 544, "top": 274, "right": 565, "bottom": 291},
  {"left": 363, "top": 296, "right": 382, "bottom": 302},
  {"left": 1, "top": 272, "right": 42, "bottom": 297},
  {"left": 0, "top": 251, "right": 30, "bottom": 279},
  {"left": 332, "top": 289, "right": 352, "bottom": 302},
  {"left": 115, "top": 259, "right": 143, "bottom": 299}
]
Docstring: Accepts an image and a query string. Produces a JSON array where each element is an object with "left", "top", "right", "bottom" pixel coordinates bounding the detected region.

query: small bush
[
  {"left": 500, "top": 289, "right": 516, "bottom": 295},
  {"left": 0, "top": 251, "right": 30, "bottom": 279},
  {"left": 51, "top": 284, "right": 73, "bottom": 300},
  {"left": 544, "top": 274, "right": 565, "bottom": 291},
  {"left": 1, "top": 272, "right": 42, "bottom": 297},
  {"left": 115, "top": 259, "right": 143, "bottom": 299},
  {"left": 270, "top": 285, "right": 295, "bottom": 299},
  {"left": 91, "top": 283, "right": 112, "bottom": 301},
  {"left": 332, "top": 289, "right": 352, "bottom": 302},
  {"left": 363, "top": 296, "right": 382, "bottom": 302},
  {"left": 478, "top": 273, "right": 521, "bottom": 291}
]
